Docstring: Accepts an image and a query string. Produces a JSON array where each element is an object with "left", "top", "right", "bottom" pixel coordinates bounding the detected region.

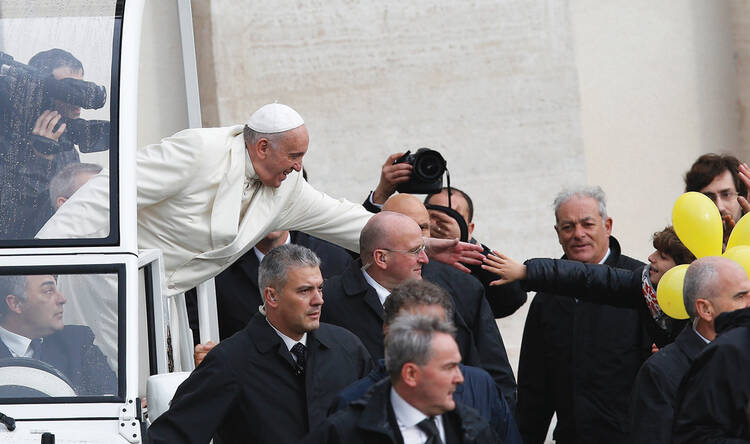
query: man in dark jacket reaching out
[{"left": 512, "top": 186, "right": 648, "bottom": 444}]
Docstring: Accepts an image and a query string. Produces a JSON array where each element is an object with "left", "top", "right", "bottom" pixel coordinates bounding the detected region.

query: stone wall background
[{"left": 181, "top": 1, "right": 750, "bottom": 440}]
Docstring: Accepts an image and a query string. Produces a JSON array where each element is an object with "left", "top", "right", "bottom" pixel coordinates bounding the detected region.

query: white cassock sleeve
[{"left": 279, "top": 178, "right": 373, "bottom": 253}]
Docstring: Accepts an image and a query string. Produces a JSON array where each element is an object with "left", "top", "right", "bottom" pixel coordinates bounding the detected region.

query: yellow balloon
[
  {"left": 656, "top": 264, "right": 690, "bottom": 320},
  {"left": 723, "top": 246, "right": 750, "bottom": 278},
  {"left": 727, "top": 213, "right": 750, "bottom": 250},
  {"left": 672, "top": 192, "right": 722, "bottom": 258}
]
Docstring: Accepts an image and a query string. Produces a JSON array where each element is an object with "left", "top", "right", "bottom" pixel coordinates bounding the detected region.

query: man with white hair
[
  {"left": 517, "top": 186, "right": 647, "bottom": 444},
  {"left": 39, "top": 103, "right": 482, "bottom": 296}
]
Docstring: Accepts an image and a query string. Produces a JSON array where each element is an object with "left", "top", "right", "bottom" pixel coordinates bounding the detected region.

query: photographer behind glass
[{"left": 0, "top": 48, "right": 108, "bottom": 239}]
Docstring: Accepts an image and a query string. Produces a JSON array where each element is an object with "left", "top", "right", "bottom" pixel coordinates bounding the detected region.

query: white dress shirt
[
  {"left": 390, "top": 387, "right": 446, "bottom": 444},
  {"left": 361, "top": 268, "right": 390, "bottom": 306},
  {"left": 0, "top": 325, "right": 34, "bottom": 358},
  {"left": 267, "top": 317, "right": 307, "bottom": 362}
]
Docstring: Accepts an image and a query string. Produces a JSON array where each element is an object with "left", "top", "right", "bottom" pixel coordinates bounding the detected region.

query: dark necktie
[
  {"left": 417, "top": 416, "right": 443, "bottom": 444},
  {"left": 29, "top": 338, "right": 42, "bottom": 359},
  {"left": 290, "top": 342, "right": 306, "bottom": 375}
]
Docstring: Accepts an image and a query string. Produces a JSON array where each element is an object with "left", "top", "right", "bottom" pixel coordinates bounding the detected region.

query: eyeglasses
[
  {"left": 381, "top": 241, "right": 427, "bottom": 257},
  {"left": 702, "top": 190, "right": 739, "bottom": 203}
]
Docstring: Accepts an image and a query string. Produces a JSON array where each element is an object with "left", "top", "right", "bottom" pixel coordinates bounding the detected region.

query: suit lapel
[
  {"left": 342, "top": 262, "right": 385, "bottom": 321},
  {"left": 237, "top": 250, "right": 261, "bottom": 289}
]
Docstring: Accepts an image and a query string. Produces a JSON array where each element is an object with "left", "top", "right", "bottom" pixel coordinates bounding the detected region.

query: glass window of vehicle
[
  {"left": 0, "top": 1, "right": 121, "bottom": 245},
  {"left": 0, "top": 267, "right": 123, "bottom": 401}
]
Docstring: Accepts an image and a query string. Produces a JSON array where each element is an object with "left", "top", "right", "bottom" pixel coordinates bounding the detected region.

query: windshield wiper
[{"left": 0, "top": 411, "right": 15, "bottom": 431}]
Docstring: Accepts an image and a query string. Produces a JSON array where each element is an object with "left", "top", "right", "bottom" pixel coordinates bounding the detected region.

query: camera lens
[{"left": 414, "top": 150, "right": 445, "bottom": 181}]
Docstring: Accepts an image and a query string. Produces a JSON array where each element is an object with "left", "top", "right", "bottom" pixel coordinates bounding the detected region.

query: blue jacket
[{"left": 331, "top": 359, "right": 521, "bottom": 444}]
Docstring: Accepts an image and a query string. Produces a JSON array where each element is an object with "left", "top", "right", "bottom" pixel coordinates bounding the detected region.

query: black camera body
[
  {"left": 394, "top": 148, "right": 447, "bottom": 194},
  {"left": 0, "top": 51, "right": 109, "bottom": 155}
]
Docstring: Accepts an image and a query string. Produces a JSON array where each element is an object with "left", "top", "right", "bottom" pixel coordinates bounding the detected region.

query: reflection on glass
[
  {"left": 0, "top": 4, "right": 116, "bottom": 241},
  {"left": 0, "top": 273, "right": 118, "bottom": 397}
]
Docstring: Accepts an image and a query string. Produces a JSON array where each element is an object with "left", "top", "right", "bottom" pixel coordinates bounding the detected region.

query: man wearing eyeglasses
[
  {"left": 321, "top": 210, "right": 517, "bottom": 410},
  {"left": 684, "top": 154, "right": 749, "bottom": 244}
]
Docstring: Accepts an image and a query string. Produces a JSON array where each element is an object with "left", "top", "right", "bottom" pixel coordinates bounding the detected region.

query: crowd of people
[{"left": 1, "top": 88, "right": 749, "bottom": 443}]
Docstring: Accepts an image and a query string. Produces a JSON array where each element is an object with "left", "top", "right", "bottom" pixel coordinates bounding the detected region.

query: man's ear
[
  {"left": 604, "top": 217, "right": 613, "bottom": 236},
  {"left": 401, "top": 362, "right": 420, "bottom": 388},
  {"left": 467, "top": 221, "right": 475, "bottom": 238},
  {"left": 264, "top": 287, "right": 279, "bottom": 308},
  {"left": 695, "top": 298, "right": 715, "bottom": 322},
  {"left": 372, "top": 249, "right": 388, "bottom": 270},
  {"left": 253, "top": 138, "right": 271, "bottom": 160},
  {"left": 5, "top": 294, "right": 24, "bottom": 315},
  {"left": 56, "top": 196, "right": 67, "bottom": 209}
]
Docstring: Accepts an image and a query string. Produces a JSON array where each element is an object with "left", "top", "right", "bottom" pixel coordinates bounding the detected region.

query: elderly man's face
[
  {"left": 555, "top": 196, "right": 612, "bottom": 264},
  {"left": 414, "top": 332, "right": 464, "bottom": 416},
  {"left": 18, "top": 275, "right": 66, "bottom": 339},
  {"left": 272, "top": 266, "right": 324, "bottom": 339},
  {"left": 256, "top": 125, "right": 309, "bottom": 188}
]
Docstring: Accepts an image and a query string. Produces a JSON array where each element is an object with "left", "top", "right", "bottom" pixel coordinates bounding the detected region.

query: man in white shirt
[
  {"left": 0, "top": 274, "right": 116, "bottom": 395},
  {"left": 304, "top": 314, "right": 496, "bottom": 444}
]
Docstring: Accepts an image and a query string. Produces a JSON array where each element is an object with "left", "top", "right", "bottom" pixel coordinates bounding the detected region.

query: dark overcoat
[
  {"left": 672, "top": 306, "right": 750, "bottom": 443},
  {"left": 147, "top": 314, "right": 373, "bottom": 444},
  {"left": 629, "top": 325, "right": 706, "bottom": 443},
  {"left": 321, "top": 259, "right": 517, "bottom": 409},
  {"left": 303, "top": 379, "right": 498, "bottom": 444},
  {"left": 517, "top": 236, "right": 649, "bottom": 444}
]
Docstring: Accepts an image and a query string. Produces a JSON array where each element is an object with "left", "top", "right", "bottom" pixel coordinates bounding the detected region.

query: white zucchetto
[{"left": 246, "top": 103, "right": 305, "bottom": 133}]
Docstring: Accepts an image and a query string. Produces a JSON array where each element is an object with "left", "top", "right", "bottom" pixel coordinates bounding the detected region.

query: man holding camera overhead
[{"left": 365, "top": 151, "right": 527, "bottom": 318}]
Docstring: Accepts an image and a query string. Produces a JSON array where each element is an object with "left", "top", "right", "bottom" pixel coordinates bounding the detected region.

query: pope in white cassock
[{"left": 38, "top": 104, "right": 482, "bottom": 296}]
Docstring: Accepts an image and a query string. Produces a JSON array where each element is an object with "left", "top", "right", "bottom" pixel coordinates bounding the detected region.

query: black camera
[
  {"left": 0, "top": 51, "right": 109, "bottom": 155},
  {"left": 394, "top": 148, "right": 447, "bottom": 194}
]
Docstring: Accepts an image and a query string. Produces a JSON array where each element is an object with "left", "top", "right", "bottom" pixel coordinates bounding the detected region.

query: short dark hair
[
  {"left": 684, "top": 153, "right": 746, "bottom": 196},
  {"left": 28, "top": 48, "right": 84, "bottom": 77},
  {"left": 652, "top": 226, "right": 695, "bottom": 265},
  {"left": 383, "top": 279, "right": 454, "bottom": 327},
  {"left": 0, "top": 275, "right": 26, "bottom": 317},
  {"left": 425, "top": 187, "right": 474, "bottom": 222}
]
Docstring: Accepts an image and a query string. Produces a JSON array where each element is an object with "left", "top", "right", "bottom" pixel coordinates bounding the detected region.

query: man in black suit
[
  {"left": 304, "top": 315, "right": 497, "bottom": 444},
  {"left": 321, "top": 204, "right": 516, "bottom": 409},
  {"left": 214, "top": 230, "right": 353, "bottom": 340},
  {"left": 0, "top": 274, "right": 116, "bottom": 395},
  {"left": 148, "top": 244, "right": 373, "bottom": 444}
]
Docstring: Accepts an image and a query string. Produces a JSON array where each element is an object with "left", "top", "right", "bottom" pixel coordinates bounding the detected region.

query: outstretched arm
[
  {"left": 425, "top": 238, "right": 484, "bottom": 273},
  {"left": 481, "top": 251, "right": 527, "bottom": 285}
]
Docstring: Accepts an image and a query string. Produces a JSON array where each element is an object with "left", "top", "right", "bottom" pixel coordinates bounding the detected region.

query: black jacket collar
[
  {"left": 675, "top": 324, "right": 708, "bottom": 360},
  {"left": 352, "top": 378, "right": 488, "bottom": 441},
  {"left": 340, "top": 260, "right": 385, "bottom": 320},
  {"left": 715, "top": 306, "right": 750, "bottom": 334}
]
